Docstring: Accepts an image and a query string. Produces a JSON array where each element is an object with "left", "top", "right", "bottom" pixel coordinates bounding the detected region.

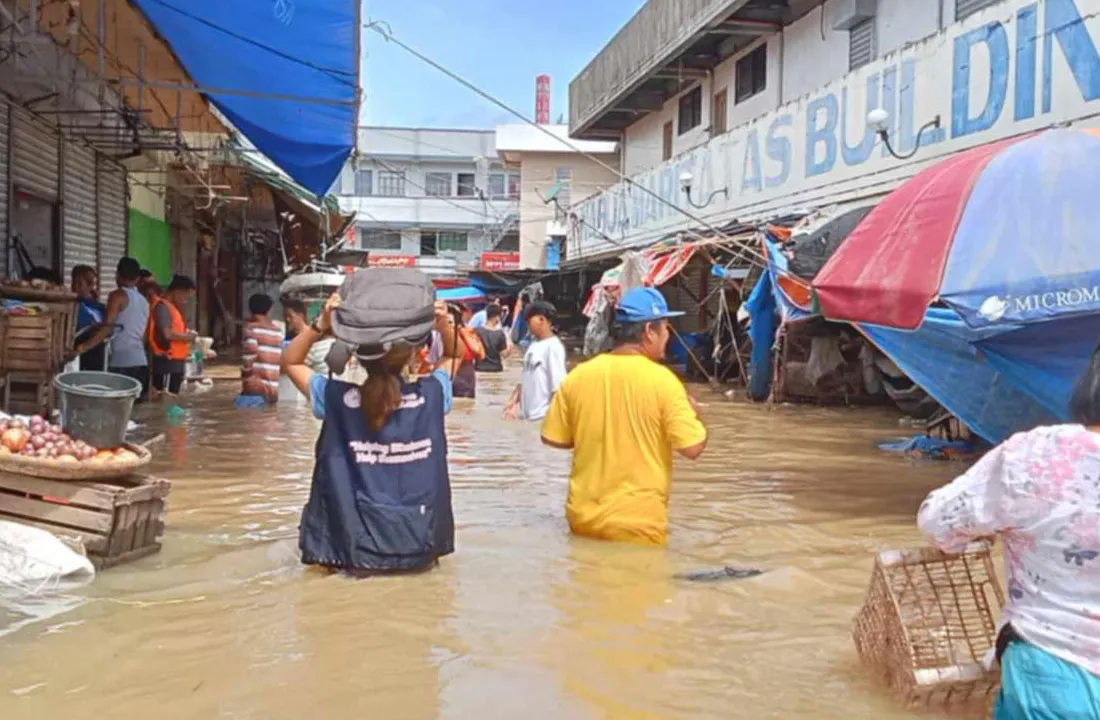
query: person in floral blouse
[{"left": 918, "top": 352, "right": 1100, "bottom": 719}]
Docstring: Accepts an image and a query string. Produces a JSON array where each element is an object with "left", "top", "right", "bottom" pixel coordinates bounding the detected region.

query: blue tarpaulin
[
  {"left": 132, "top": 0, "right": 359, "bottom": 196},
  {"left": 437, "top": 286, "right": 486, "bottom": 303}
]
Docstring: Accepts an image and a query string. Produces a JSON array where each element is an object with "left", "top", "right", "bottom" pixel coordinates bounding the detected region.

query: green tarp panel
[{"left": 128, "top": 209, "right": 172, "bottom": 284}]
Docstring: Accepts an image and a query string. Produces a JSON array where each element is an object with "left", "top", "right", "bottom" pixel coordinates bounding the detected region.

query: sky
[{"left": 359, "top": 0, "right": 645, "bottom": 129}]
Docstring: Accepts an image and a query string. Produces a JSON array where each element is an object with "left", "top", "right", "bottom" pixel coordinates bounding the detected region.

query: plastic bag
[{"left": 0, "top": 521, "right": 95, "bottom": 594}]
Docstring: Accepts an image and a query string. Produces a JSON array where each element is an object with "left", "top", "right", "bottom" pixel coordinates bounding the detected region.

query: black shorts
[
  {"left": 152, "top": 356, "right": 185, "bottom": 395},
  {"left": 109, "top": 365, "right": 150, "bottom": 403}
]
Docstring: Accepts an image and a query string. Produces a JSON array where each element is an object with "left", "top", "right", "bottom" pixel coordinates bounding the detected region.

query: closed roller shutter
[
  {"left": 0, "top": 100, "right": 9, "bottom": 277},
  {"left": 97, "top": 155, "right": 128, "bottom": 283},
  {"left": 62, "top": 141, "right": 98, "bottom": 281},
  {"left": 956, "top": 0, "right": 1001, "bottom": 22},
  {"left": 11, "top": 107, "right": 59, "bottom": 201}
]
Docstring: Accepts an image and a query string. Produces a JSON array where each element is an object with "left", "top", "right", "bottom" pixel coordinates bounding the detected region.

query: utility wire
[{"left": 365, "top": 20, "right": 768, "bottom": 268}]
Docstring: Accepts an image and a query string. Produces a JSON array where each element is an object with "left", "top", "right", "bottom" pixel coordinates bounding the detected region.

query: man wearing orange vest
[{"left": 148, "top": 275, "right": 197, "bottom": 400}]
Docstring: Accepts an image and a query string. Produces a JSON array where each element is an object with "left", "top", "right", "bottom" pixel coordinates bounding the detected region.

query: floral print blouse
[{"left": 918, "top": 424, "right": 1100, "bottom": 676}]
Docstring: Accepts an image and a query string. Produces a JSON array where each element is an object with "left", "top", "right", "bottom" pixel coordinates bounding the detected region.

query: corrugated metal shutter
[
  {"left": 956, "top": 0, "right": 1001, "bottom": 21},
  {"left": 11, "top": 107, "right": 59, "bottom": 201},
  {"left": 849, "top": 18, "right": 875, "bottom": 71},
  {"left": 62, "top": 141, "right": 98, "bottom": 281},
  {"left": 96, "top": 156, "right": 128, "bottom": 283},
  {"left": 0, "top": 100, "right": 9, "bottom": 277}
]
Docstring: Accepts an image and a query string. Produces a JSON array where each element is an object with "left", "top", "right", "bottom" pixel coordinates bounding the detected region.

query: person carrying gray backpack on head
[{"left": 282, "top": 269, "right": 463, "bottom": 575}]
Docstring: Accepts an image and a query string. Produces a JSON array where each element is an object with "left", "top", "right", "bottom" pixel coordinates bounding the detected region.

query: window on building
[
  {"left": 849, "top": 17, "right": 876, "bottom": 71},
  {"left": 420, "top": 231, "right": 437, "bottom": 257},
  {"left": 425, "top": 172, "right": 453, "bottom": 197},
  {"left": 955, "top": 0, "right": 1000, "bottom": 21},
  {"left": 496, "top": 232, "right": 519, "bottom": 252},
  {"left": 507, "top": 172, "right": 521, "bottom": 199},
  {"left": 420, "top": 231, "right": 468, "bottom": 256},
  {"left": 456, "top": 173, "right": 477, "bottom": 197},
  {"left": 376, "top": 170, "right": 406, "bottom": 197},
  {"left": 488, "top": 173, "right": 507, "bottom": 199},
  {"left": 735, "top": 44, "right": 767, "bottom": 104},
  {"left": 343, "top": 170, "right": 369, "bottom": 195},
  {"left": 678, "top": 85, "right": 703, "bottom": 135},
  {"left": 554, "top": 167, "right": 573, "bottom": 208},
  {"left": 712, "top": 88, "right": 728, "bottom": 135},
  {"left": 662, "top": 121, "right": 674, "bottom": 161},
  {"left": 358, "top": 230, "right": 402, "bottom": 251},
  {"left": 438, "top": 231, "right": 468, "bottom": 252}
]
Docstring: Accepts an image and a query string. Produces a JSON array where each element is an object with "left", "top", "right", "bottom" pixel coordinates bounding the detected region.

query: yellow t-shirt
[{"left": 540, "top": 353, "right": 707, "bottom": 545}]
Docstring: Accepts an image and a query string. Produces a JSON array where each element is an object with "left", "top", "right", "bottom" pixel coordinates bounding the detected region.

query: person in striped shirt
[{"left": 238, "top": 294, "right": 283, "bottom": 407}]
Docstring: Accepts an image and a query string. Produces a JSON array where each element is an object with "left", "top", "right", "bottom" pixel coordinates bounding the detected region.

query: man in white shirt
[{"left": 504, "top": 301, "right": 567, "bottom": 421}]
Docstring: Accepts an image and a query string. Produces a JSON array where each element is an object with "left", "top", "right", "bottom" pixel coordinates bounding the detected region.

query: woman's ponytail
[{"left": 359, "top": 346, "right": 414, "bottom": 432}]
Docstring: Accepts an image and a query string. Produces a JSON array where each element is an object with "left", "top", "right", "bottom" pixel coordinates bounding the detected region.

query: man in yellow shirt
[{"left": 540, "top": 287, "right": 708, "bottom": 545}]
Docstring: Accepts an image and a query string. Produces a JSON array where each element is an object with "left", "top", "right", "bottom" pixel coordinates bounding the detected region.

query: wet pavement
[{"left": 0, "top": 367, "right": 973, "bottom": 719}]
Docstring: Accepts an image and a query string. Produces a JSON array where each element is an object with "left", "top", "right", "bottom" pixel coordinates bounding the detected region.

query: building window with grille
[
  {"left": 359, "top": 230, "right": 402, "bottom": 251},
  {"left": 420, "top": 230, "right": 468, "bottom": 256},
  {"left": 457, "top": 173, "right": 477, "bottom": 197},
  {"left": 438, "top": 231, "right": 468, "bottom": 252},
  {"left": 849, "top": 17, "right": 876, "bottom": 71},
  {"left": 355, "top": 170, "right": 373, "bottom": 196},
  {"left": 956, "top": 0, "right": 1000, "bottom": 21},
  {"left": 507, "top": 172, "right": 520, "bottom": 199},
  {"left": 376, "top": 171, "right": 406, "bottom": 197},
  {"left": 735, "top": 44, "right": 767, "bottom": 104},
  {"left": 678, "top": 86, "right": 703, "bottom": 135},
  {"left": 488, "top": 173, "right": 506, "bottom": 199},
  {"left": 425, "top": 172, "right": 453, "bottom": 197}
]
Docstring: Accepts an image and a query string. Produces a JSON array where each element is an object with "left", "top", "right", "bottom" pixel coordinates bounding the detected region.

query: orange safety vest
[{"left": 148, "top": 296, "right": 190, "bottom": 360}]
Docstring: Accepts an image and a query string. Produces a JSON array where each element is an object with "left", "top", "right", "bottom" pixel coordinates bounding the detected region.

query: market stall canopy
[
  {"left": 818, "top": 128, "right": 1100, "bottom": 441},
  {"left": 131, "top": 0, "right": 359, "bottom": 195},
  {"left": 437, "top": 286, "right": 486, "bottom": 303},
  {"left": 814, "top": 129, "right": 1100, "bottom": 330}
]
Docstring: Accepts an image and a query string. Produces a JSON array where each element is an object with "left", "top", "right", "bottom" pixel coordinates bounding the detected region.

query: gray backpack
[{"left": 325, "top": 268, "right": 436, "bottom": 372}]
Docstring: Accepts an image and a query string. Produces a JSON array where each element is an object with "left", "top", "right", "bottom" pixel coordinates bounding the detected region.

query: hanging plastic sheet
[
  {"left": 132, "top": 0, "right": 359, "bottom": 195},
  {"left": 743, "top": 270, "right": 777, "bottom": 401},
  {"left": 859, "top": 309, "right": 1056, "bottom": 443}
]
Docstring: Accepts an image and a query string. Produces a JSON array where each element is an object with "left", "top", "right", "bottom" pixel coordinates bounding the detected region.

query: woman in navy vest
[{"left": 282, "top": 294, "right": 458, "bottom": 573}]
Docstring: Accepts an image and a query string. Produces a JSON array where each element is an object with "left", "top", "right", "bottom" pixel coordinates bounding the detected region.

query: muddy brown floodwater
[{"left": 0, "top": 367, "right": 973, "bottom": 719}]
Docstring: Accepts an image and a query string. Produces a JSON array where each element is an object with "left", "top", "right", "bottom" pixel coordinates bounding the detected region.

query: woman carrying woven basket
[
  {"left": 281, "top": 269, "right": 465, "bottom": 574},
  {"left": 918, "top": 350, "right": 1100, "bottom": 719}
]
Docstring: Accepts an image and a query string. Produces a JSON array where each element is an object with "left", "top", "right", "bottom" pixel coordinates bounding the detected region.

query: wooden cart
[{"left": 0, "top": 470, "right": 171, "bottom": 569}]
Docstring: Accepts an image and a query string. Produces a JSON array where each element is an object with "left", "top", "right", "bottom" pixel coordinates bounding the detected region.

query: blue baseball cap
[{"left": 616, "top": 287, "right": 685, "bottom": 323}]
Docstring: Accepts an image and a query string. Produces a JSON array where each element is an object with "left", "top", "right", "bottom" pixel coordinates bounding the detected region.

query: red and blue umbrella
[
  {"left": 813, "top": 128, "right": 1100, "bottom": 440},
  {"left": 814, "top": 128, "right": 1100, "bottom": 331}
]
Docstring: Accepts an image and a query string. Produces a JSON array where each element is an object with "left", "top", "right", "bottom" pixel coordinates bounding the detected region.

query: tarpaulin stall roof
[{"left": 132, "top": 0, "right": 359, "bottom": 196}]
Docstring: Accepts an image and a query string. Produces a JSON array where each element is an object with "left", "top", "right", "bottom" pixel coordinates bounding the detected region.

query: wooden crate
[
  {"left": 0, "top": 312, "right": 54, "bottom": 374},
  {"left": 0, "top": 470, "right": 171, "bottom": 569},
  {"left": 0, "top": 287, "right": 77, "bottom": 369}
]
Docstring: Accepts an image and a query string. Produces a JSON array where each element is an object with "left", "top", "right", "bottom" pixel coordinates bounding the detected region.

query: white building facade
[
  {"left": 336, "top": 127, "right": 520, "bottom": 279},
  {"left": 494, "top": 125, "right": 619, "bottom": 270},
  {"left": 569, "top": 0, "right": 1100, "bottom": 261}
]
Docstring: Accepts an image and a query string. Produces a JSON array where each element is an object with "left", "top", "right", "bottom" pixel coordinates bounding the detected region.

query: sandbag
[{"left": 0, "top": 521, "right": 95, "bottom": 593}]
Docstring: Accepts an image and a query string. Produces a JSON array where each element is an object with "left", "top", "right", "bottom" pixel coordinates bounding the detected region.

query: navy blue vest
[{"left": 299, "top": 376, "right": 455, "bottom": 571}]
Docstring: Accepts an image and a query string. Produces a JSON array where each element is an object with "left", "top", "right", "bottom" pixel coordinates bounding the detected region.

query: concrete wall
[
  {"left": 515, "top": 152, "right": 621, "bottom": 268},
  {"left": 573, "top": 0, "right": 1100, "bottom": 258},
  {"left": 620, "top": 0, "right": 959, "bottom": 176}
]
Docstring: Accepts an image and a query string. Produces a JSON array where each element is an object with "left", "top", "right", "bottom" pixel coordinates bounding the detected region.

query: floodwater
[{"left": 0, "top": 367, "right": 975, "bottom": 719}]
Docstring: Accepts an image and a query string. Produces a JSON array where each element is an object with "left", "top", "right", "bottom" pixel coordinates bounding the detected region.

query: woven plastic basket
[{"left": 853, "top": 543, "right": 1003, "bottom": 709}]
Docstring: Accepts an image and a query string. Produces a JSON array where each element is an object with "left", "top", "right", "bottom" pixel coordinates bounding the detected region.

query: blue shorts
[
  {"left": 996, "top": 641, "right": 1100, "bottom": 719},
  {"left": 234, "top": 394, "right": 270, "bottom": 410}
]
